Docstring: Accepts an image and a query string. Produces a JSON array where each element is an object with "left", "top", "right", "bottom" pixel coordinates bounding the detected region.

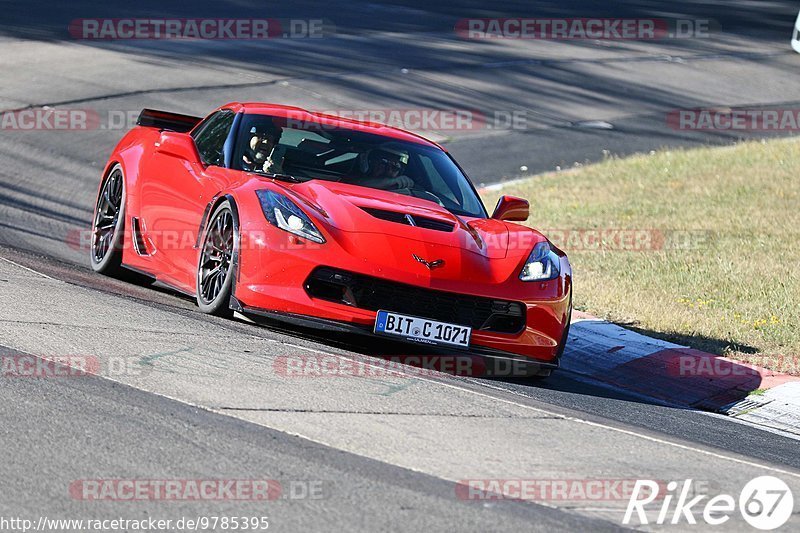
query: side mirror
[
  {"left": 155, "top": 131, "right": 201, "bottom": 162},
  {"left": 491, "top": 195, "right": 529, "bottom": 221}
]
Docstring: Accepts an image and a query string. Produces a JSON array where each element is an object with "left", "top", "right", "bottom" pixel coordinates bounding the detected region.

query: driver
[
  {"left": 242, "top": 123, "right": 285, "bottom": 174},
  {"left": 356, "top": 148, "right": 415, "bottom": 190}
]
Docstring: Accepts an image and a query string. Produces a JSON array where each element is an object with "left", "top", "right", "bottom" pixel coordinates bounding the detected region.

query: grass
[{"left": 480, "top": 138, "right": 800, "bottom": 373}]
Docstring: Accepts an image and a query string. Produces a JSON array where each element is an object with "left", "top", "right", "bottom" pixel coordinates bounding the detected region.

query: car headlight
[
  {"left": 519, "top": 241, "right": 560, "bottom": 281},
  {"left": 256, "top": 190, "right": 325, "bottom": 244}
]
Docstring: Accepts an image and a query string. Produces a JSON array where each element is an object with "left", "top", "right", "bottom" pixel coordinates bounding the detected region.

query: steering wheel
[{"left": 402, "top": 187, "right": 445, "bottom": 207}]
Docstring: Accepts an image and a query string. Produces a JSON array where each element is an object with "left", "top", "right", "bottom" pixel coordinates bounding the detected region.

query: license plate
[{"left": 374, "top": 310, "right": 471, "bottom": 349}]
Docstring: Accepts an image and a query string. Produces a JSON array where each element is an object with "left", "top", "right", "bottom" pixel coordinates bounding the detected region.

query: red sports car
[{"left": 90, "top": 103, "right": 572, "bottom": 376}]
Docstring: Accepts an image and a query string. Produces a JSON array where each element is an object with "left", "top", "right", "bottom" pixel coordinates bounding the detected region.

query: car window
[
  {"left": 191, "top": 110, "right": 235, "bottom": 167},
  {"left": 418, "top": 154, "right": 459, "bottom": 204},
  {"left": 279, "top": 128, "right": 329, "bottom": 148},
  {"left": 233, "top": 113, "right": 488, "bottom": 218}
]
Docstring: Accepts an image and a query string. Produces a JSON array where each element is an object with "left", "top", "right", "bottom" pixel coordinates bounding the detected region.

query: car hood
[{"left": 286, "top": 180, "right": 545, "bottom": 263}]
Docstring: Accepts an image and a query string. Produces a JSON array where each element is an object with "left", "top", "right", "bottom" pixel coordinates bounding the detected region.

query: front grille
[
  {"left": 304, "top": 267, "right": 526, "bottom": 334},
  {"left": 360, "top": 207, "right": 455, "bottom": 232}
]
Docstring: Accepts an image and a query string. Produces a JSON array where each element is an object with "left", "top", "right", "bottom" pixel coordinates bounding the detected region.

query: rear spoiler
[{"left": 136, "top": 109, "right": 203, "bottom": 133}]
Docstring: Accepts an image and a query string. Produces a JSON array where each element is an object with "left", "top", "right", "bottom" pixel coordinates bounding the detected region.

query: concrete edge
[{"left": 563, "top": 311, "right": 800, "bottom": 436}]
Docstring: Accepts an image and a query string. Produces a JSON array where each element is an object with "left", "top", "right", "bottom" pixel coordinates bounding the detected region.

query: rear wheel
[
  {"left": 90, "top": 164, "right": 126, "bottom": 275},
  {"left": 196, "top": 201, "right": 236, "bottom": 316}
]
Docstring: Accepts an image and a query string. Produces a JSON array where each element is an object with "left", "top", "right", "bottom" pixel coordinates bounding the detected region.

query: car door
[{"left": 138, "top": 110, "right": 236, "bottom": 291}]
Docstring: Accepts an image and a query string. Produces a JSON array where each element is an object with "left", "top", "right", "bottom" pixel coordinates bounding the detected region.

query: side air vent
[
  {"left": 360, "top": 207, "right": 455, "bottom": 232},
  {"left": 131, "top": 217, "right": 150, "bottom": 256}
]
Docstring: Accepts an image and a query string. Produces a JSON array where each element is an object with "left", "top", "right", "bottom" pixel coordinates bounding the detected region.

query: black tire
[
  {"left": 196, "top": 200, "right": 237, "bottom": 317},
  {"left": 555, "top": 299, "right": 573, "bottom": 360},
  {"left": 90, "top": 164, "right": 126, "bottom": 276}
]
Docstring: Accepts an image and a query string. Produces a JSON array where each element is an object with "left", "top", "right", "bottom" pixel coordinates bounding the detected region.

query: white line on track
[
  {"left": 0, "top": 257, "right": 54, "bottom": 279},
  {"left": 205, "top": 338, "right": 800, "bottom": 480},
  {"left": 8, "top": 341, "right": 800, "bottom": 525},
  {"left": 425, "top": 375, "right": 800, "bottom": 479},
  {"left": 5, "top": 272, "right": 799, "bottom": 482}
]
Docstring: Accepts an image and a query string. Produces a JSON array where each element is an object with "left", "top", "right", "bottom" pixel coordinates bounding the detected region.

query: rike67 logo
[{"left": 624, "top": 476, "right": 794, "bottom": 530}]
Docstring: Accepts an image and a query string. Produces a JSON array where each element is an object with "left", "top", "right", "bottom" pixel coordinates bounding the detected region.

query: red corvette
[{"left": 90, "top": 103, "right": 572, "bottom": 376}]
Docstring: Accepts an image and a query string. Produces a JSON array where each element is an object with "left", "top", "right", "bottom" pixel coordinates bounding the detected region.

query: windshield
[{"left": 233, "top": 113, "right": 487, "bottom": 218}]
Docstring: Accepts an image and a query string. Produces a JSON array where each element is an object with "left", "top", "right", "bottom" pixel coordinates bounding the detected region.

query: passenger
[{"left": 355, "top": 148, "right": 415, "bottom": 190}]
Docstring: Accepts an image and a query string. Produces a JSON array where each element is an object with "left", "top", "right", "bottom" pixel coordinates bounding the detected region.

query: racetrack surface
[{"left": 2, "top": 1, "right": 800, "bottom": 530}]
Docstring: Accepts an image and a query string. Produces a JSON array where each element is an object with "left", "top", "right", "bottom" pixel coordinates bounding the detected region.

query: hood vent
[{"left": 360, "top": 207, "right": 455, "bottom": 232}]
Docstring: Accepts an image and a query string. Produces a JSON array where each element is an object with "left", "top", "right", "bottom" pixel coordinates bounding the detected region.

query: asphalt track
[{"left": 1, "top": 1, "right": 800, "bottom": 531}]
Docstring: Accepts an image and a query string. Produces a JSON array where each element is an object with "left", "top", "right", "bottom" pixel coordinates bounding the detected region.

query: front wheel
[
  {"left": 90, "top": 164, "right": 126, "bottom": 275},
  {"left": 196, "top": 201, "right": 236, "bottom": 317}
]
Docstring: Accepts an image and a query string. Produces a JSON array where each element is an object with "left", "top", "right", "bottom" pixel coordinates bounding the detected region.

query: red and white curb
[{"left": 563, "top": 312, "right": 800, "bottom": 436}]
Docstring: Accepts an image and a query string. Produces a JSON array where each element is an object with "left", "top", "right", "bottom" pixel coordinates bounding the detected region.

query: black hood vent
[{"left": 360, "top": 207, "right": 455, "bottom": 232}]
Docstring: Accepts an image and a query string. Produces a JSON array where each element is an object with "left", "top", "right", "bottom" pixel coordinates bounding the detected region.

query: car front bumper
[
  {"left": 233, "top": 223, "right": 572, "bottom": 364},
  {"left": 230, "top": 296, "right": 561, "bottom": 376}
]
